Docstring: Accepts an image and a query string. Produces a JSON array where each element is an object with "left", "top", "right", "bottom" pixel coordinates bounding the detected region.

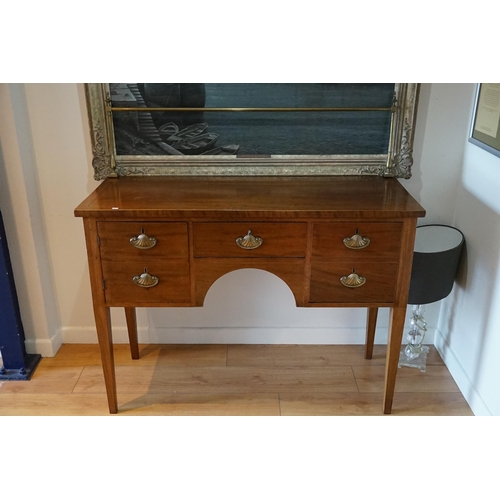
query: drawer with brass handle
[
  {"left": 340, "top": 268, "right": 367, "bottom": 288},
  {"left": 235, "top": 230, "right": 263, "bottom": 250},
  {"left": 312, "top": 222, "right": 402, "bottom": 261},
  {"left": 130, "top": 231, "right": 157, "bottom": 250},
  {"left": 343, "top": 230, "right": 370, "bottom": 250},
  {"left": 101, "top": 260, "right": 191, "bottom": 305},
  {"left": 132, "top": 268, "right": 159, "bottom": 288},
  {"left": 309, "top": 262, "right": 398, "bottom": 304},
  {"left": 193, "top": 222, "right": 307, "bottom": 258},
  {"left": 97, "top": 222, "right": 189, "bottom": 261}
]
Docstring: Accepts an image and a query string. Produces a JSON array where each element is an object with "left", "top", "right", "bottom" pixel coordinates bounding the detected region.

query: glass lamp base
[{"left": 398, "top": 345, "right": 430, "bottom": 372}]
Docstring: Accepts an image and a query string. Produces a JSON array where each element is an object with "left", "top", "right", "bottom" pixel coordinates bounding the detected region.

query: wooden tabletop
[{"left": 74, "top": 176, "right": 425, "bottom": 219}]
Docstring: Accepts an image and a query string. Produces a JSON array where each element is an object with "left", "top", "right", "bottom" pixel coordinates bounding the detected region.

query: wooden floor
[{"left": 0, "top": 344, "right": 473, "bottom": 416}]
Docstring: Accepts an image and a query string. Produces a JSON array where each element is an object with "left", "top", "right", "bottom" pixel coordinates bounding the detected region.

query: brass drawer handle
[
  {"left": 130, "top": 229, "right": 157, "bottom": 249},
  {"left": 133, "top": 268, "right": 159, "bottom": 288},
  {"left": 343, "top": 229, "right": 370, "bottom": 250},
  {"left": 340, "top": 269, "right": 367, "bottom": 288},
  {"left": 236, "top": 230, "right": 263, "bottom": 250}
]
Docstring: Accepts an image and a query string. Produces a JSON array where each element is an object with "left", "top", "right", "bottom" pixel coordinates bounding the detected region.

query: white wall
[
  {"left": 434, "top": 88, "right": 500, "bottom": 416},
  {"left": 21, "top": 83, "right": 99, "bottom": 351},
  {"left": 403, "top": 84, "right": 476, "bottom": 347},
  {"left": 405, "top": 82, "right": 500, "bottom": 416},
  {"left": 2, "top": 82, "right": 499, "bottom": 415},
  {"left": 402, "top": 83, "right": 500, "bottom": 416},
  {"left": 0, "top": 84, "right": 62, "bottom": 356}
]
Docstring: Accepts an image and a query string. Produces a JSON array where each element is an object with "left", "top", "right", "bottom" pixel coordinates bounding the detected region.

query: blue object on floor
[{"left": 0, "top": 211, "right": 41, "bottom": 380}]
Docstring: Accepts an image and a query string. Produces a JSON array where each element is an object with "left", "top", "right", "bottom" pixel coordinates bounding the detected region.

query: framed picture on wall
[
  {"left": 469, "top": 83, "right": 500, "bottom": 158},
  {"left": 85, "top": 83, "right": 420, "bottom": 179}
]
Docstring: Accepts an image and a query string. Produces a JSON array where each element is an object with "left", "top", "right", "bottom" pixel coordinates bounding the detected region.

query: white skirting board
[
  {"left": 24, "top": 329, "right": 63, "bottom": 358},
  {"left": 58, "top": 324, "right": 436, "bottom": 347},
  {"left": 434, "top": 328, "right": 490, "bottom": 416}
]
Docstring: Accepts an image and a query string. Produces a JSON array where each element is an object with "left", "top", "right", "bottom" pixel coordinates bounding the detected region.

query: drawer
[
  {"left": 312, "top": 222, "right": 402, "bottom": 261},
  {"left": 97, "top": 222, "right": 188, "bottom": 261},
  {"left": 309, "top": 262, "right": 398, "bottom": 304},
  {"left": 101, "top": 260, "right": 191, "bottom": 304},
  {"left": 193, "top": 222, "right": 307, "bottom": 257}
]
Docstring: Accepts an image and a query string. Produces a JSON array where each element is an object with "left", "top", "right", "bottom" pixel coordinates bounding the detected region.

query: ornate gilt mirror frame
[{"left": 85, "top": 83, "right": 420, "bottom": 180}]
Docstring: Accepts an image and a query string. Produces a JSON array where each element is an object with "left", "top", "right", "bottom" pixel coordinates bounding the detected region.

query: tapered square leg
[
  {"left": 94, "top": 305, "right": 118, "bottom": 414},
  {"left": 125, "top": 307, "right": 139, "bottom": 360},
  {"left": 365, "top": 307, "right": 378, "bottom": 359},
  {"left": 383, "top": 306, "right": 406, "bottom": 414}
]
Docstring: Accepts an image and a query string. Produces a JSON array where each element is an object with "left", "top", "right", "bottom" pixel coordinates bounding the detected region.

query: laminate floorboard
[{"left": 0, "top": 344, "right": 474, "bottom": 416}]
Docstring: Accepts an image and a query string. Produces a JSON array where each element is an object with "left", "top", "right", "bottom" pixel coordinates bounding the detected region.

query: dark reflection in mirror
[{"left": 110, "top": 83, "right": 395, "bottom": 157}]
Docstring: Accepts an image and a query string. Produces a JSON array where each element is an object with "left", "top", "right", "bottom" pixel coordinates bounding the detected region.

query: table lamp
[{"left": 399, "top": 224, "right": 465, "bottom": 371}]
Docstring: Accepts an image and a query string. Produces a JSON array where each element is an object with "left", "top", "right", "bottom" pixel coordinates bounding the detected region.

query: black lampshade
[{"left": 408, "top": 225, "right": 465, "bottom": 305}]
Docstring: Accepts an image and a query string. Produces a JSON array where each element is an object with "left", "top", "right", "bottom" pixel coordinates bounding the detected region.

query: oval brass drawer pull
[
  {"left": 343, "top": 230, "right": 370, "bottom": 250},
  {"left": 236, "top": 230, "right": 263, "bottom": 250},
  {"left": 340, "top": 269, "right": 367, "bottom": 288},
  {"left": 133, "top": 268, "right": 159, "bottom": 288},
  {"left": 130, "top": 229, "right": 157, "bottom": 249}
]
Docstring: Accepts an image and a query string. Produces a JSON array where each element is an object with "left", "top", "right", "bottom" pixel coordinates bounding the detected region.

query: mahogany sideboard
[{"left": 75, "top": 175, "right": 425, "bottom": 414}]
